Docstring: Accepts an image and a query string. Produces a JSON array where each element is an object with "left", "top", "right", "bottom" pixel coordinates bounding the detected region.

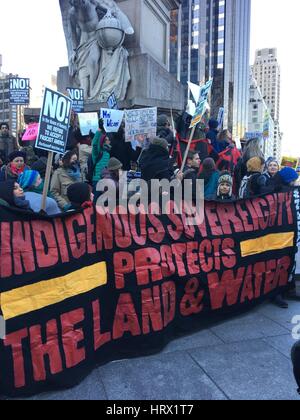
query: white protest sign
[
  {"left": 125, "top": 108, "right": 157, "bottom": 143},
  {"left": 78, "top": 112, "right": 99, "bottom": 136},
  {"left": 190, "top": 79, "right": 213, "bottom": 128},
  {"left": 35, "top": 88, "right": 72, "bottom": 154},
  {"left": 100, "top": 108, "right": 124, "bottom": 133}
]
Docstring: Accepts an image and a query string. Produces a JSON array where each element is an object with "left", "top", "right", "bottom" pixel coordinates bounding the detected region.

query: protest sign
[
  {"left": 125, "top": 108, "right": 157, "bottom": 143},
  {"left": 78, "top": 112, "right": 99, "bottom": 136},
  {"left": 107, "top": 92, "right": 118, "bottom": 110},
  {"left": 35, "top": 88, "right": 72, "bottom": 154},
  {"left": 22, "top": 123, "right": 39, "bottom": 142},
  {"left": 100, "top": 108, "right": 124, "bottom": 133},
  {"left": 9, "top": 78, "right": 30, "bottom": 105},
  {"left": 263, "top": 111, "right": 270, "bottom": 139},
  {"left": 281, "top": 156, "right": 299, "bottom": 170},
  {"left": 217, "top": 107, "right": 225, "bottom": 130},
  {"left": 190, "top": 79, "right": 213, "bottom": 128},
  {"left": 67, "top": 88, "right": 84, "bottom": 113},
  {"left": 0, "top": 191, "right": 298, "bottom": 397}
]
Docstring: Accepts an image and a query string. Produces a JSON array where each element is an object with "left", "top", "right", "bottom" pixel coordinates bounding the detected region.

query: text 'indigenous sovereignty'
[{"left": 0, "top": 192, "right": 297, "bottom": 397}]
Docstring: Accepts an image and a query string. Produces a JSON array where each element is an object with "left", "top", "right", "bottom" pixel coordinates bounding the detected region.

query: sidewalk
[{"left": 21, "top": 300, "right": 300, "bottom": 401}]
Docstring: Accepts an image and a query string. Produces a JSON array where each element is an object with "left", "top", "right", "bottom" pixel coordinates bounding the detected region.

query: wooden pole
[
  {"left": 180, "top": 125, "right": 196, "bottom": 172},
  {"left": 41, "top": 151, "right": 53, "bottom": 212}
]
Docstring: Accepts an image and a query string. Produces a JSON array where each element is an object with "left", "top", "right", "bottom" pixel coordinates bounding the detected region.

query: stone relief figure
[{"left": 59, "top": 0, "right": 134, "bottom": 102}]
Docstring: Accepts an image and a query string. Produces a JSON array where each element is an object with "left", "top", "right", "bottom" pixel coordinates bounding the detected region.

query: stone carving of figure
[{"left": 59, "top": 0, "right": 134, "bottom": 101}]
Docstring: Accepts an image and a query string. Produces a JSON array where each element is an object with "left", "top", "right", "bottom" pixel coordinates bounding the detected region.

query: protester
[
  {"left": 206, "top": 119, "right": 219, "bottom": 151},
  {"left": 0, "top": 151, "right": 28, "bottom": 182},
  {"left": 101, "top": 158, "right": 124, "bottom": 200},
  {"left": 274, "top": 167, "right": 299, "bottom": 192},
  {"left": 215, "top": 171, "right": 235, "bottom": 201},
  {"left": 183, "top": 151, "right": 201, "bottom": 201},
  {"left": 109, "top": 123, "right": 142, "bottom": 171},
  {"left": 0, "top": 122, "right": 18, "bottom": 165},
  {"left": 199, "top": 157, "right": 219, "bottom": 199},
  {"left": 18, "top": 170, "right": 60, "bottom": 215},
  {"left": 67, "top": 182, "right": 93, "bottom": 210},
  {"left": 239, "top": 157, "right": 266, "bottom": 198},
  {"left": 92, "top": 132, "right": 112, "bottom": 188},
  {"left": 31, "top": 157, "right": 48, "bottom": 180},
  {"left": 157, "top": 114, "right": 175, "bottom": 150},
  {"left": 0, "top": 181, "right": 31, "bottom": 211},
  {"left": 234, "top": 137, "right": 264, "bottom": 191},
  {"left": 214, "top": 129, "right": 232, "bottom": 154},
  {"left": 262, "top": 158, "right": 280, "bottom": 192},
  {"left": 140, "top": 137, "right": 174, "bottom": 182},
  {"left": 50, "top": 150, "right": 81, "bottom": 211}
]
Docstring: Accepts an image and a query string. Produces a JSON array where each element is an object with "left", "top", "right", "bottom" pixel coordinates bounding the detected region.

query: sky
[{"left": 0, "top": 0, "right": 299, "bottom": 155}]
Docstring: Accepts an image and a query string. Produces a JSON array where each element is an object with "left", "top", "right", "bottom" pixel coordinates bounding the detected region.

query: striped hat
[{"left": 18, "top": 170, "right": 40, "bottom": 190}]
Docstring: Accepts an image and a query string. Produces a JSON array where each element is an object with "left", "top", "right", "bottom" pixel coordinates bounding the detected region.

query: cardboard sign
[
  {"left": 281, "top": 156, "right": 299, "bottom": 170},
  {"left": 100, "top": 108, "right": 124, "bottom": 133},
  {"left": 22, "top": 123, "right": 39, "bottom": 142},
  {"left": 107, "top": 92, "right": 118, "bottom": 110},
  {"left": 125, "top": 108, "right": 157, "bottom": 143},
  {"left": 78, "top": 112, "right": 99, "bottom": 136},
  {"left": 9, "top": 78, "right": 30, "bottom": 105},
  {"left": 35, "top": 88, "right": 72, "bottom": 154},
  {"left": 67, "top": 88, "right": 84, "bottom": 113},
  {"left": 190, "top": 79, "right": 213, "bottom": 128}
]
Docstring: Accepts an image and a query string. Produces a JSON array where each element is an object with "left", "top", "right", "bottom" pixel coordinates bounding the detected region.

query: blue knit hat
[
  {"left": 279, "top": 167, "right": 299, "bottom": 185},
  {"left": 18, "top": 170, "right": 40, "bottom": 190}
]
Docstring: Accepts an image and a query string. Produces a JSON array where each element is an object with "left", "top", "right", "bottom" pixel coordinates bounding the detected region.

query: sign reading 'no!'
[
  {"left": 9, "top": 78, "right": 30, "bottom": 105},
  {"left": 35, "top": 88, "right": 72, "bottom": 154}
]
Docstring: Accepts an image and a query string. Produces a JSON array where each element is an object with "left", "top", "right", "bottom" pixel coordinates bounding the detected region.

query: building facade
[
  {"left": 252, "top": 48, "right": 282, "bottom": 160},
  {"left": 247, "top": 75, "right": 275, "bottom": 158},
  {"left": 170, "top": 0, "right": 251, "bottom": 139},
  {"left": 0, "top": 55, "right": 25, "bottom": 139}
]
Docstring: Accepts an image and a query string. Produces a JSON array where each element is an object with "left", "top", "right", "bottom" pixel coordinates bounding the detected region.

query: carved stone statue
[{"left": 59, "top": 0, "right": 134, "bottom": 102}]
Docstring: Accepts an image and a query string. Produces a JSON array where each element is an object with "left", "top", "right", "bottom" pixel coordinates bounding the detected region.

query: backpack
[
  {"left": 239, "top": 175, "right": 252, "bottom": 199},
  {"left": 86, "top": 151, "right": 103, "bottom": 185}
]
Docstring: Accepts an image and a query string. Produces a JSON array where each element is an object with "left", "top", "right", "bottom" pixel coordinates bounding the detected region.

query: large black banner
[{"left": 0, "top": 192, "right": 298, "bottom": 397}]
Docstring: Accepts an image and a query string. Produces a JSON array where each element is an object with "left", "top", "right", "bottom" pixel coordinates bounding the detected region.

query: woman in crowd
[
  {"left": 18, "top": 170, "right": 60, "bottom": 215},
  {"left": 50, "top": 150, "right": 81, "bottom": 211},
  {"left": 239, "top": 157, "right": 266, "bottom": 198},
  {"left": 0, "top": 181, "right": 31, "bottom": 211},
  {"left": 199, "top": 158, "right": 220, "bottom": 200},
  {"left": 262, "top": 159, "right": 280, "bottom": 192},
  {"left": 0, "top": 151, "right": 28, "bottom": 182},
  {"left": 92, "top": 132, "right": 112, "bottom": 188},
  {"left": 234, "top": 138, "right": 264, "bottom": 192}
]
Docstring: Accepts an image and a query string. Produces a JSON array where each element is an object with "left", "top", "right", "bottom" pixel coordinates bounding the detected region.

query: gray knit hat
[
  {"left": 151, "top": 137, "right": 169, "bottom": 150},
  {"left": 108, "top": 158, "right": 123, "bottom": 171}
]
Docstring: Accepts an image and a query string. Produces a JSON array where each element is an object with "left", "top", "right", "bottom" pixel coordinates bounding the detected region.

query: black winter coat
[{"left": 140, "top": 145, "right": 174, "bottom": 182}]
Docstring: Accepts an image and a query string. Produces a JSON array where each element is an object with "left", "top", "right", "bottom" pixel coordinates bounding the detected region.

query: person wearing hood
[
  {"left": 140, "top": 138, "right": 175, "bottom": 182},
  {"left": 67, "top": 182, "right": 93, "bottom": 210},
  {"left": 0, "top": 180, "right": 31, "bottom": 211},
  {"left": 157, "top": 114, "right": 175, "bottom": 151},
  {"left": 216, "top": 172, "right": 235, "bottom": 201},
  {"left": 199, "top": 158, "right": 220, "bottom": 200},
  {"left": 262, "top": 158, "right": 280, "bottom": 193},
  {"left": 0, "top": 150, "right": 29, "bottom": 182},
  {"left": 273, "top": 167, "right": 299, "bottom": 192},
  {"left": 50, "top": 150, "right": 81, "bottom": 211},
  {"left": 18, "top": 170, "right": 60, "bottom": 215},
  {"left": 92, "top": 132, "right": 112, "bottom": 184}
]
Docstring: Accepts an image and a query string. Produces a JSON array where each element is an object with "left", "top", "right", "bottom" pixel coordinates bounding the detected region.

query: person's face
[
  {"left": 12, "top": 157, "right": 24, "bottom": 169},
  {"left": 104, "top": 137, "right": 111, "bottom": 146},
  {"left": 219, "top": 183, "right": 231, "bottom": 195},
  {"left": 14, "top": 183, "right": 24, "bottom": 199},
  {"left": 1, "top": 125, "right": 9, "bottom": 137},
  {"left": 268, "top": 162, "right": 279, "bottom": 176},
  {"left": 191, "top": 154, "right": 201, "bottom": 169},
  {"left": 34, "top": 175, "right": 43, "bottom": 188},
  {"left": 70, "top": 154, "right": 78, "bottom": 165}
]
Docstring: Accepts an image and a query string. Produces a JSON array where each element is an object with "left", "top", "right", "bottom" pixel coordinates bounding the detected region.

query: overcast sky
[{"left": 0, "top": 0, "right": 299, "bottom": 155}]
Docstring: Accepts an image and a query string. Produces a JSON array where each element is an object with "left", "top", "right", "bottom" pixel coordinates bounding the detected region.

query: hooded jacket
[{"left": 139, "top": 144, "right": 174, "bottom": 182}]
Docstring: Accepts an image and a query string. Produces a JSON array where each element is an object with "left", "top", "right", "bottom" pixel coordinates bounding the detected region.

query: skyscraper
[
  {"left": 252, "top": 48, "right": 282, "bottom": 160},
  {"left": 170, "top": 0, "right": 251, "bottom": 139}
]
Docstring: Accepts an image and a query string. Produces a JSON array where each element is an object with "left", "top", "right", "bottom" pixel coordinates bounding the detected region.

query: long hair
[{"left": 243, "top": 138, "right": 264, "bottom": 162}]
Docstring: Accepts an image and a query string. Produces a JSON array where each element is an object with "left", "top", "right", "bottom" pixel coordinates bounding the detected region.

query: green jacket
[{"left": 92, "top": 130, "right": 111, "bottom": 182}]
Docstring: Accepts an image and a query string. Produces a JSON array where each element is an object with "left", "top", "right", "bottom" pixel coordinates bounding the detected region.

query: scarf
[
  {"left": 7, "top": 163, "right": 26, "bottom": 177},
  {"left": 66, "top": 164, "right": 81, "bottom": 182}
]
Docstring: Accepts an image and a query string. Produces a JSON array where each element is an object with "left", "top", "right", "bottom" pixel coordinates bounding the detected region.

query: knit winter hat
[
  {"left": 67, "top": 183, "right": 91, "bottom": 207},
  {"left": 18, "top": 170, "right": 39, "bottom": 190},
  {"left": 8, "top": 150, "right": 26, "bottom": 162},
  {"left": 0, "top": 180, "right": 15, "bottom": 206},
  {"left": 247, "top": 157, "right": 264, "bottom": 173},
  {"left": 107, "top": 158, "right": 123, "bottom": 171},
  {"left": 218, "top": 172, "right": 233, "bottom": 186},
  {"left": 151, "top": 137, "right": 169, "bottom": 151},
  {"left": 279, "top": 167, "right": 299, "bottom": 185}
]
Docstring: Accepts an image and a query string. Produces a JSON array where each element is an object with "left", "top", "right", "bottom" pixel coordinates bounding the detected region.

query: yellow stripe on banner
[
  {"left": 0, "top": 262, "right": 107, "bottom": 321},
  {"left": 240, "top": 232, "right": 294, "bottom": 258}
]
